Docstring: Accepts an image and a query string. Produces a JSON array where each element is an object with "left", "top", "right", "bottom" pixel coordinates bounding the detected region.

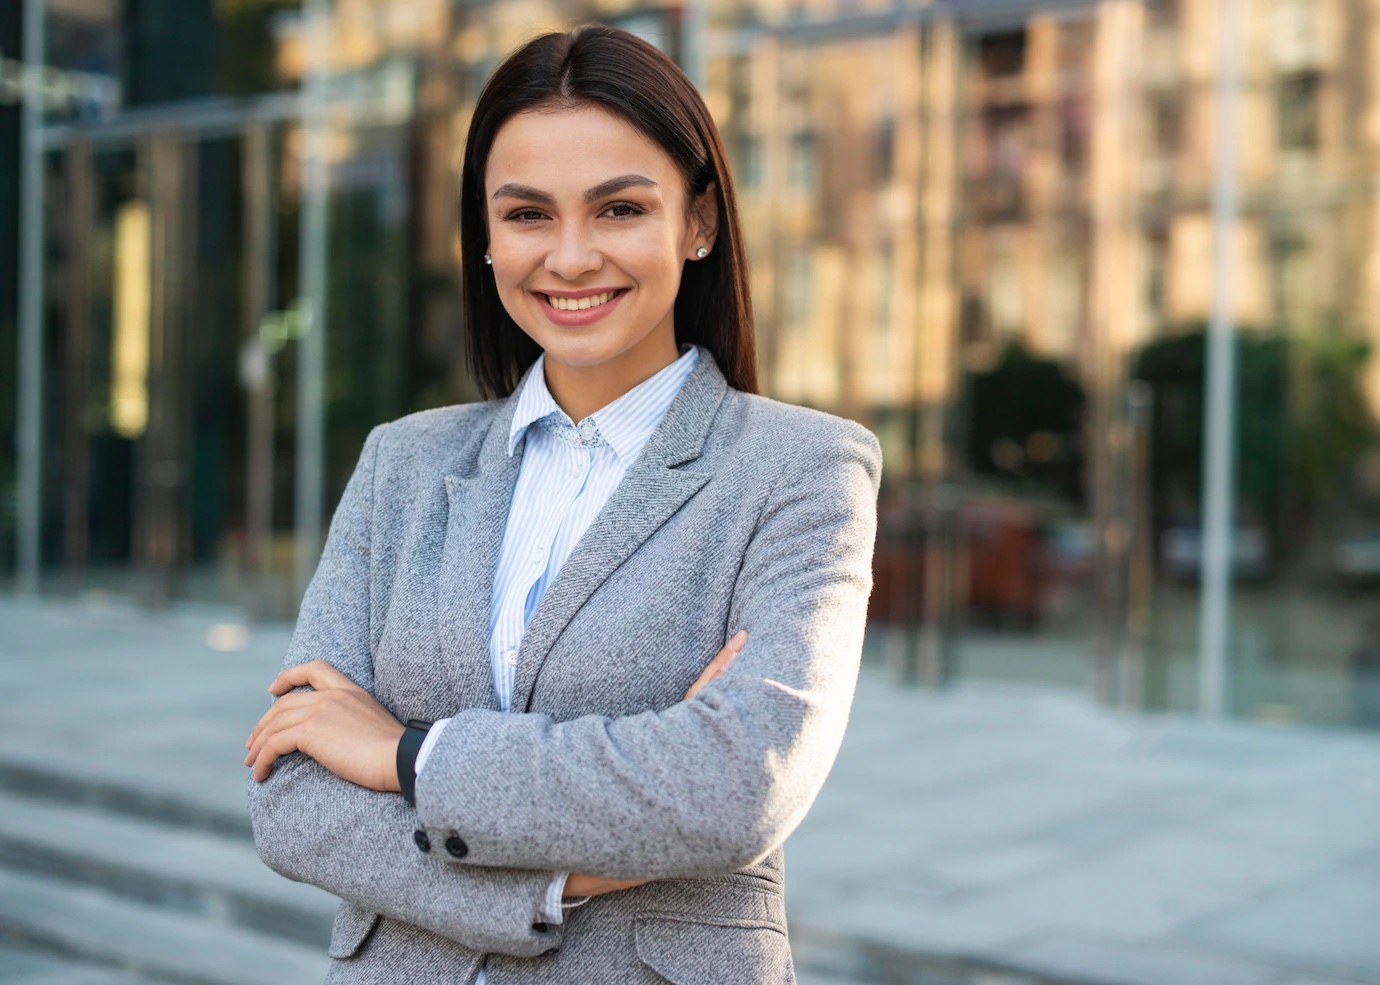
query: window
[
  {"left": 978, "top": 30, "right": 1027, "bottom": 78},
  {"left": 1279, "top": 71, "right": 1320, "bottom": 152},
  {"left": 1150, "top": 94, "right": 1182, "bottom": 159},
  {"left": 874, "top": 117, "right": 895, "bottom": 184},
  {"left": 788, "top": 130, "right": 819, "bottom": 190},
  {"left": 735, "top": 133, "right": 763, "bottom": 190},
  {"left": 1146, "top": 0, "right": 1177, "bottom": 33}
]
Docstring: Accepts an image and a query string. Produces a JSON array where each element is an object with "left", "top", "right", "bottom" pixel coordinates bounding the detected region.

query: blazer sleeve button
[
  {"left": 531, "top": 922, "right": 550, "bottom": 934},
  {"left": 444, "top": 834, "right": 469, "bottom": 858},
  {"left": 413, "top": 829, "right": 430, "bottom": 853}
]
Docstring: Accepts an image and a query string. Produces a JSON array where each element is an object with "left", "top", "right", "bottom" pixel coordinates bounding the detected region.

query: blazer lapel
[
  {"left": 510, "top": 349, "right": 730, "bottom": 713},
  {"left": 434, "top": 389, "right": 525, "bottom": 712}
]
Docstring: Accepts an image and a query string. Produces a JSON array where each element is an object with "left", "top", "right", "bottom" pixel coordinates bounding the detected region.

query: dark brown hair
[{"left": 458, "top": 23, "right": 759, "bottom": 399}]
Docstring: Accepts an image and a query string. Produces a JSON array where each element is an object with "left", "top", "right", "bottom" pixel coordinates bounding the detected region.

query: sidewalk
[{"left": 2, "top": 594, "right": 1378, "bottom": 985}]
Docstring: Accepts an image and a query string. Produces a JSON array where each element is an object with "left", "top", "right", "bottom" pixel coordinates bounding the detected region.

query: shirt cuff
[
  {"left": 540, "top": 871, "right": 570, "bottom": 924},
  {"left": 413, "top": 717, "right": 449, "bottom": 775}
]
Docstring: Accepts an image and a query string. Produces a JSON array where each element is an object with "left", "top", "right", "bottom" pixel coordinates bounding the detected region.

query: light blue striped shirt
[{"left": 415, "top": 342, "right": 700, "bottom": 978}]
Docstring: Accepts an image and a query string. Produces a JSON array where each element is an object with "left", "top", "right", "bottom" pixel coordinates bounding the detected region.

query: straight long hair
[{"left": 458, "top": 24, "right": 759, "bottom": 399}]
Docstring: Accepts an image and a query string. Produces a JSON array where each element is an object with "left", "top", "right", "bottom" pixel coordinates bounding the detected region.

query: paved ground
[{"left": 2, "top": 593, "right": 1379, "bottom": 985}]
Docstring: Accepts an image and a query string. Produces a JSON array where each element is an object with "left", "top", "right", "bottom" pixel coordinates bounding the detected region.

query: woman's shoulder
[
  {"left": 722, "top": 389, "right": 882, "bottom": 477},
  {"left": 363, "top": 398, "right": 505, "bottom": 473}
]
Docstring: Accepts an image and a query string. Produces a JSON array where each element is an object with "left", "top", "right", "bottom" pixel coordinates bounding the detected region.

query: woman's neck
[{"left": 542, "top": 331, "right": 681, "bottom": 422}]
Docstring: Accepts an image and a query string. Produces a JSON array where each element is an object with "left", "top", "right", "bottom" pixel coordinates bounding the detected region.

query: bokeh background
[
  {"left": 3, "top": 2, "right": 1380, "bottom": 984},
  {"left": 7, "top": 0, "right": 1380, "bottom": 727}
]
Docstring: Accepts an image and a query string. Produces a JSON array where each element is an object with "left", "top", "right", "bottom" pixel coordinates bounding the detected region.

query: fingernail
[{"left": 731, "top": 629, "right": 747, "bottom": 647}]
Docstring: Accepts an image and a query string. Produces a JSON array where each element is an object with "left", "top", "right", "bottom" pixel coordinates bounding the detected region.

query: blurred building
[{"left": 5, "top": 0, "right": 1380, "bottom": 728}]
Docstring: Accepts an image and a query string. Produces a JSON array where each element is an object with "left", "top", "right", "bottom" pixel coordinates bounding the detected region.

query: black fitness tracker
[{"left": 396, "top": 719, "right": 432, "bottom": 806}]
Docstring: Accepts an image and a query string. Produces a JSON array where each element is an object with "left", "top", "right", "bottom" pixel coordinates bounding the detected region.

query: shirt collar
[{"left": 507, "top": 343, "right": 701, "bottom": 468}]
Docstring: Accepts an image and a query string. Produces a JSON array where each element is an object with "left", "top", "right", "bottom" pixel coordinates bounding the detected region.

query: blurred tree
[
  {"left": 1131, "top": 325, "right": 1374, "bottom": 566},
  {"left": 214, "top": 0, "right": 299, "bottom": 96},
  {"left": 964, "top": 339, "right": 1086, "bottom": 504}
]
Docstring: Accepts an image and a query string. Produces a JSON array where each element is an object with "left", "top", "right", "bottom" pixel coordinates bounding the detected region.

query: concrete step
[
  {"left": 0, "top": 788, "right": 335, "bottom": 949},
  {"left": 0, "top": 945, "right": 166, "bottom": 985},
  {"left": 789, "top": 925, "right": 1052, "bottom": 985},
  {"left": 0, "top": 757, "right": 249, "bottom": 841},
  {"left": 0, "top": 869, "right": 329, "bottom": 985}
]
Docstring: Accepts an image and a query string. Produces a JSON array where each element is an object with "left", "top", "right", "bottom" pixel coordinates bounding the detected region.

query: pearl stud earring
[
  {"left": 483, "top": 253, "right": 492, "bottom": 265},
  {"left": 696, "top": 247, "right": 708, "bottom": 258}
]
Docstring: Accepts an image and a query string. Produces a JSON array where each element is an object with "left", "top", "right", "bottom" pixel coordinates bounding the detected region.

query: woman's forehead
[{"left": 485, "top": 106, "right": 676, "bottom": 195}]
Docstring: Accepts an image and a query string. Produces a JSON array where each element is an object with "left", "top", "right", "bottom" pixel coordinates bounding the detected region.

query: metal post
[
  {"left": 1199, "top": 0, "right": 1244, "bottom": 719},
  {"left": 16, "top": 0, "right": 47, "bottom": 593},
  {"left": 242, "top": 123, "right": 278, "bottom": 618},
  {"left": 295, "top": 0, "right": 330, "bottom": 597}
]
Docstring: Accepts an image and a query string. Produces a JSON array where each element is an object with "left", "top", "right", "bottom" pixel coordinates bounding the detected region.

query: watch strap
[{"left": 396, "top": 719, "right": 432, "bottom": 806}]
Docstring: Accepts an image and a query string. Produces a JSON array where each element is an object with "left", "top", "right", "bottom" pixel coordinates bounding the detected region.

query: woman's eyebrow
[
  {"left": 491, "top": 174, "right": 658, "bottom": 206},
  {"left": 485, "top": 182, "right": 549, "bottom": 205},
  {"left": 581, "top": 174, "right": 658, "bottom": 200}
]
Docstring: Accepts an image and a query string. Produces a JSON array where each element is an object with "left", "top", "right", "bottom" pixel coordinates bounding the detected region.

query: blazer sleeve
[
  {"left": 412, "top": 418, "right": 883, "bottom": 880},
  {"left": 245, "top": 424, "right": 566, "bottom": 958}
]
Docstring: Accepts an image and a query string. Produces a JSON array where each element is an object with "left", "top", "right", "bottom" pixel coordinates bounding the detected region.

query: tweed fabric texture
[{"left": 246, "top": 345, "right": 882, "bottom": 983}]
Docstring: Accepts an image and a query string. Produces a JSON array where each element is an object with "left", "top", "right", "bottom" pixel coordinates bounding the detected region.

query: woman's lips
[{"left": 536, "top": 288, "right": 630, "bottom": 327}]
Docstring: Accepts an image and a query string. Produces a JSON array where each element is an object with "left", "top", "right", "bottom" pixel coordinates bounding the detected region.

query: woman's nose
[{"left": 544, "top": 226, "right": 603, "bottom": 281}]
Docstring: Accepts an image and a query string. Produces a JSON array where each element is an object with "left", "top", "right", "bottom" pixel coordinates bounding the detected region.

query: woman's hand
[
  {"left": 563, "top": 629, "right": 748, "bottom": 901},
  {"left": 683, "top": 628, "right": 747, "bottom": 701},
  {"left": 245, "top": 659, "right": 405, "bottom": 791},
  {"left": 561, "top": 872, "right": 651, "bottom": 899}
]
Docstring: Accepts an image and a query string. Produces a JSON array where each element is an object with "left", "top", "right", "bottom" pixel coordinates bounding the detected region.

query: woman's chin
[{"left": 531, "top": 327, "right": 636, "bottom": 369}]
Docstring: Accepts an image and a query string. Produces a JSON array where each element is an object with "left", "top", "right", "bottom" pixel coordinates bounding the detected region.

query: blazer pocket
[
  {"left": 328, "top": 901, "right": 382, "bottom": 959},
  {"left": 633, "top": 912, "right": 791, "bottom": 985}
]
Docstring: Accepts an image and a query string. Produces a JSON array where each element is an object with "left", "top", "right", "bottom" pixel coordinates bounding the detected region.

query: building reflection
[{"left": 7, "top": 0, "right": 1380, "bottom": 727}]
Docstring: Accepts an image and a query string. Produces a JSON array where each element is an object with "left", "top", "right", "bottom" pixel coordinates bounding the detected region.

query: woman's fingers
[
  {"left": 245, "top": 704, "right": 314, "bottom": 766},
  {"left": 246, "top": 690, "right": 313, "bottom": 749},
  {"left": 683, "top": 629, "right": 748, "bottom": 701},
  {"left": 268, "top": 659, "right": 357, "bottom": 696},
  {"left": 250, "top": 724, "right": 305, "bottom": 782},
  {"left": 245, "top": 682, "right": 405, "bottom": 791}
]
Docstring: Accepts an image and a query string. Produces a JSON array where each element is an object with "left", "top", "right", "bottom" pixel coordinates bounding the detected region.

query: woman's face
[{"left": 483, "top": 102, "right": 716, "bottom": 380}]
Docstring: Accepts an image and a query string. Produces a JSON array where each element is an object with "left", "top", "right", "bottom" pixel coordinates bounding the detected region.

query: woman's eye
[
  {"left": 606, "top": 202, "right": 644, "bottom": 218},
  {"left": 505, "top": 209, "right": 545, "bottom": 223},
  {"left": 503, "top": 203, "right": 643, "bottom": 223}
]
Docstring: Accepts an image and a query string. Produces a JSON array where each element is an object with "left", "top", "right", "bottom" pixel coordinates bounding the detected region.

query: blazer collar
[{"left": 434, "top": 344, "right": 729, "bottom": 711}]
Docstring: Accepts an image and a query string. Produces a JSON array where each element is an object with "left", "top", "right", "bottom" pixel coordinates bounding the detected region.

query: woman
[{"left": 245, "top": 23, "right": 881, "bottom": 984}]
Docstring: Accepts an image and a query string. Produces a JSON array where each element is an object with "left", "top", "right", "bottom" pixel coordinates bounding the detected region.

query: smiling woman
[
  {"left": 456, "top": 26, "right": 758, "bottom": 411},
  {"left": 245, "top": 22, "right": 882, "bottom": 985},
  {"left": 480, "top": 102, "right": 715, "bottom": 417}
]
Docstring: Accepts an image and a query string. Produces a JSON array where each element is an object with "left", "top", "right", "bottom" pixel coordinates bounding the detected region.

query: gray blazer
[{"left": 247, "top": 345, "right": 883, "bottom": 984}]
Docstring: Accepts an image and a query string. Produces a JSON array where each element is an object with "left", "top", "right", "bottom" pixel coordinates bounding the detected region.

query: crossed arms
[{"left": 245, "top": 419, "right": 881, "bottom": 956}]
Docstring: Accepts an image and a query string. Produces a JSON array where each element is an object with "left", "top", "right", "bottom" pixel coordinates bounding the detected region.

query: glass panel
[
  {"left": 42, "top": 127, "right": 301, "bottom": 608},
  {"left": 20, "top": 0, "right": 1380, "bottom": 732}
]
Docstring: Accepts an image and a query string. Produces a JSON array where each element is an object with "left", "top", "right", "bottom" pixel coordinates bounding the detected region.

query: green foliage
[
  {"left": 964, "top": 339, "right": 1086, "bottom": 503},
  {"left": 214, "top": 0, "right": 299, "bottom": 96},
  {"left": 1132, "top": 323, "right": 1375, "bottom": 544}
]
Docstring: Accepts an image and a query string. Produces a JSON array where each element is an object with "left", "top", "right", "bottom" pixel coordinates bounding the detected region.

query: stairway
[{"left": 0, "top": 757, "right": 334, "bottom": 985}]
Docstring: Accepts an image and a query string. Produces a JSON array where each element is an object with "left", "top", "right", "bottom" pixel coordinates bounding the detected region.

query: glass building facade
[{"left": 5, "top": 0, "right": 1380, "bottom": 728}]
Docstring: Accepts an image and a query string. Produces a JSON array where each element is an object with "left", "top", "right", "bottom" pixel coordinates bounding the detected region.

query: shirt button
[
  {"left": 504, "top": 649, "right": 517, "bottom": 666},
  {"left": 413, "top": 829, "right": 430, "bottom": 853},
  {"left": 445, "top": 834, "right": 469, "bottom": 858}
]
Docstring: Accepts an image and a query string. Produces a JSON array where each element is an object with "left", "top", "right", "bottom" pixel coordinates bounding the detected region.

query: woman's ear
[{"left": 689, "top": 180, "right": 720, "bottom": 256}]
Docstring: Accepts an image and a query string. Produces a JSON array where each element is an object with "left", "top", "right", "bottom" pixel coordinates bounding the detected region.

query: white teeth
[{"left": 546, "top": 290, "right": 620, "bottom": 311}]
